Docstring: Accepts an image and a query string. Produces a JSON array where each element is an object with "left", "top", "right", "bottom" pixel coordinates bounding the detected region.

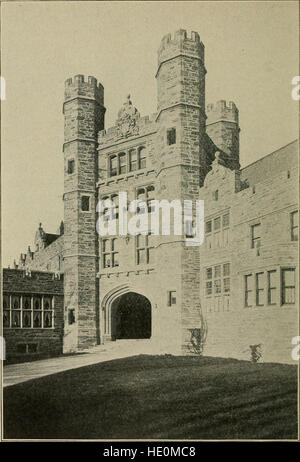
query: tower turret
[
  {"left": 206, "top": 100, "right": 240, "bottom": 170},
  {"left": 63, "top": 74, "right": 105, "bottom": 352},
  {"left": 155, "top": 30, "right": 206, "bottom": 352}
]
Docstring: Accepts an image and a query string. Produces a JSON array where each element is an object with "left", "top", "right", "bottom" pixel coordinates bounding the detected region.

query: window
[
  {"left": 68, "top": 309, "right": 75, "bottom": 325},
  {"left": 102, "top": 238, "right": 119, "bottom": 268},
  {"left": 137, "top": 185, "right": 155, "bottom": 214},
  {"left": 251, "top": 223, "right": 261, "bottom": 249},
  {"left": 205, "top": 212, "right": 230, "bottom": 250},
  {"left": 67, "top": 159, "right": 75, "bottom": 174},
  {"left": 17, "top": 343, "right": 38, "bottom": 354},
  {"left": 110, "top": 155, "right": 118, "bottom": 176},
  {"left": 167, "top": 291, "right": 177, "bottom": 306},
  {"left": 214, "top": 190, "right": 219, "bottom": 201},
  {"left": 291, "top": 211, "right": 298, "bottom": 241},
  {"left": 136, "top": 233, "right": 154, "bottom": 265},
  {"left": 167, "top": 128, "right": 176, "bottom": 145},
  {"left": 3, "top": 294, "right": 54, "bottom": 329},
  {"left": 81, "top": 195, "right": 90, "bottom": 212},
  {"left": 139, "top": 147, "right": 147, "bottom": 169},
  {"left": 255, "top": 272, "right": 264, "bottom": 306},
  {"left": 119, "top": 152, "right": 126, "bottom": 174},
  {"left": 245, "top": 274, "right": 254, "bottom": 307},
  {"left": 205, "top": 263, "right": 230, "bottom": 312},
  {"left": 129, "top": 149, "right": 137, "bottom": 172},
  {"left": 281, "top": 268, "right": 295, "bottom": 304},
  {"left": 268, "top": 270, "right": 277, "bottom": 305}
]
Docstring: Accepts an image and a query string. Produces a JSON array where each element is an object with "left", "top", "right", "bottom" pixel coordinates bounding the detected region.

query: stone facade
[
  {"left": 7, "top": 29, "right": 298, "bottom": 363},
  {"left": 3, "top": 269, "right": 64, "bottom": 362}
]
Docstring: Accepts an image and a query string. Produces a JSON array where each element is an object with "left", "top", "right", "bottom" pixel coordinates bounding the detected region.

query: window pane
[
  {"left": 44, "top": 311, "right": 53, "bottom": 328},
  {"left": 283, "top": 268, "right": 295, "bottom": 286},
  {"left": 167, "top": 128, "right": 176, "bottom": 145},
  {"left": 33, "top": 312, "right": 42, "bottom": 328},
  {"left": 205, "top": 221, "right": 212, "bottom": 234},
  {"left": 111, "top": 238, "right": 118, "bottom": 251},
  {"left": 119, "top": 153, "right": 126, "bottom": 174},
  {"left": 3, "top": 311, "right": 10, "bottom": 327},
  {"left": 110, "top": 156, "right": 118, "bottom": 176},
  {"left": 33, "top": 297, "right": 41, "bottom": 310},
  {"left": 137, "top": 234, "right": 146, "bottom": 248},
  {"left": 23, "top": 296, "right": 31, "bottom": 310},
  {"left": 223, "top": 263, "right": 230, "bottom": 276},
  {"left": 81, "top": 195, "right": 90, "bottom": 212},
  {"left": 112, "top": 252, "right": 119, "bottom": 267},
  {"left": 222, "top": 213, "right": 230, "bottom": 228},
  {"left": 103, "top": 254, "right": 110, "bottom": 268},
  {"left": 206, "top": 281, "right": 212, "bottom": 295},
  {"left": 268, "top": 270, "right": 276, "bottom": 288},
  {"left": 214, "top": 265, "right": 221, "bottom": 278},
  {"left": 44, "top": 297, "right": 52, "bottom": 310},
  {"left": 223, "top": 278, "right": 230, "bottom": 293},
  {"left": 12, "top": 296, "right": 20, "bottom": 310},
  {"left": 3, "top": 295, "right": 9, "bottom": 309},
  {"left": 23, "top": 311, "right": 31, "bottom": 328},
  {"left": 12, "top": 311, "right": 21, "bottom": 327},
  {"left": 206, "top": 267, "right": 212, "bottom": 280},
  {"left": 256, "top": 272, "right": 264, "bottom": 290},
  {"left": 214, "top": 279, "right": 221, "bottom": 294},
  {"left": 129, "top": 150, "right": 137, "bottom": 171},
  {"left": 137, "top": 249, "right": 145, "bottom": 265},
  {"left": 214, "top": 217, "right": 221, "bottom": 231},
  {"left": 139, "top": 148, "right": 146, "bottom": 169}
]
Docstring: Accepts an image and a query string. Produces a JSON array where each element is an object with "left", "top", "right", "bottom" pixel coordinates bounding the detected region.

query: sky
[{"left": 1, "top": 1, "right": 299, "bottom": 267}]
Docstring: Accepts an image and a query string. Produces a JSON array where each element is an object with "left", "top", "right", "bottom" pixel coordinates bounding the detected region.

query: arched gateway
[{"left": 102, "top": 289, "right": 152, "bottom": 342}]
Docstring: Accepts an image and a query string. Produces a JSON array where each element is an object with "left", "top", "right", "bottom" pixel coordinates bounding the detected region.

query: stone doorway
[{"left": 111, "top": 292, "right": 151, "bottom": 340}]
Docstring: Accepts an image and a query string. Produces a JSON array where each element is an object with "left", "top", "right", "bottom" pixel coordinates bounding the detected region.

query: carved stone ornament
[{"left": 116, "top": 94, "right": 140, "bottom": 139}]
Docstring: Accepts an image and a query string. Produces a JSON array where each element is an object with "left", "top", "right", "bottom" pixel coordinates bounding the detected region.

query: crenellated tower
[
  {"left": 63, "top": 74, "right": 105, "bottom": 352},
  {"left": 206, "top": 100, "right": 240, "bottom": 170},
  {"left": 155, "top": 30, "right": 207, "bottom": 352}
]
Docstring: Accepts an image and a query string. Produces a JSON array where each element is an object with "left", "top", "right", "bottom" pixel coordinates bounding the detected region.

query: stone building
[{"left": 7, "top": 29, "right": 298, "bottom": 363}]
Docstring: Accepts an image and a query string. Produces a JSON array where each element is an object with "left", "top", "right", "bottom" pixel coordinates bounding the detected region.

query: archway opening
[{"left": 111, "top": 292, "right": 151, "bottom": 340}]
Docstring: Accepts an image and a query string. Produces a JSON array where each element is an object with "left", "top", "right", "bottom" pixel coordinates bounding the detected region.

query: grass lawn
[{"left": 3, "top": 355, "right": 298, "bottom": 440}]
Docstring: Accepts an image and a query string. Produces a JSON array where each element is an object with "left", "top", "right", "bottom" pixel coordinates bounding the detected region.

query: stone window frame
[
  {"left": 108, "top": 145, "right": 147, "bottom": 178},
  {"left": 101, "top": 238, "right": 119, "bottom": 269},
  {"left": 167, "top": 290, "right": 177, "bottom": 307},
  {"left": 205, "top": 210, "right": 230, "bottom": 250},
  {"left": 67, "top": 158, "right": 75, "bottom": 175},
  {"left": 281, "top": 267, "right": 296, "bottom": 305},
  {"left": 100, "top": 192, "right": 119, "bottom": 221},
  {"left": 135, "top": 232, "right": 155, "bottom": 266},
  {"left": 3, "top": 294, "right": 54, "bottom": 329},
  {"left": 204, "top": 263, "right": 230, "bottom": 312},
  {"left": 81, "top": 194, "right": 92, "bottom": 213},
  {"left": 243, "top": 267, "right": 294, "bottom": 308},
  {"left": 290, "top": 210, "right": 298, "bottom": 242},
  {"left": 250, "top": 222, "right": 261, "bottom": 251},
  {"left": 166, "top": 127, "right": 176, "bottom": 146}
]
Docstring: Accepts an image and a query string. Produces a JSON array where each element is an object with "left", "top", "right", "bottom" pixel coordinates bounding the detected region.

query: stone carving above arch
[{"left": 116, "top": 95, "right": 140, "bottom": 139}]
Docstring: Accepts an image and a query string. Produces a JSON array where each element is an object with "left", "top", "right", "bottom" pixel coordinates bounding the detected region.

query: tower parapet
[
  {"left": 64, "top": 74, "right": 104, "bottom": 106},
  {"left": 158, "top": 29, "right": 205, "bottom": 68},
  {"left": 206, "top": 100, "right": 240, "bottom": 170},
  {"left": 206, "top": 100, "right": 239, "bottom": 125}
]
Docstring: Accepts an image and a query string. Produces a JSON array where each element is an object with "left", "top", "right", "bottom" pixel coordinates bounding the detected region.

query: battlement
[
  {"left": 64, "top": 74, "right": 104, "bottom": 104},
  {"left": 206, "top": 100, "right": 239, "bottom": 124},
  {"left": 158, "top": 29, "right": 205, "bottom": 64}
]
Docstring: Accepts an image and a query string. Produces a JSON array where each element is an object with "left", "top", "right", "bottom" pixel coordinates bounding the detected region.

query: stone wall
[{"left": 3, "top": 269, "right": 64, "bottom": 363}]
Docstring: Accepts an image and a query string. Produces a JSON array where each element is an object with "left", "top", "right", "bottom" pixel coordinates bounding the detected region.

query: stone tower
[
  {"left": 63, "top": 75, "right": 105, "bottom": 352},
  {"left": 206, "top": 100, "right": 240, "bottom": 170},
  {"left": 155, "top": 30, "right": 207, "bottom": 352}
]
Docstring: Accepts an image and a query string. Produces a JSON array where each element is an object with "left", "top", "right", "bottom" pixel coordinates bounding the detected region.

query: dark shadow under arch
[{"left": 111, "top": 292, "right": 151, "bottom": 340}]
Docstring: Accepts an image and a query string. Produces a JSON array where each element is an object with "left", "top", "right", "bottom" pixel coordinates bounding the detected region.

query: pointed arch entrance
[{"left": 102, "top": 287, "right": 152, "bottom": 341}]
